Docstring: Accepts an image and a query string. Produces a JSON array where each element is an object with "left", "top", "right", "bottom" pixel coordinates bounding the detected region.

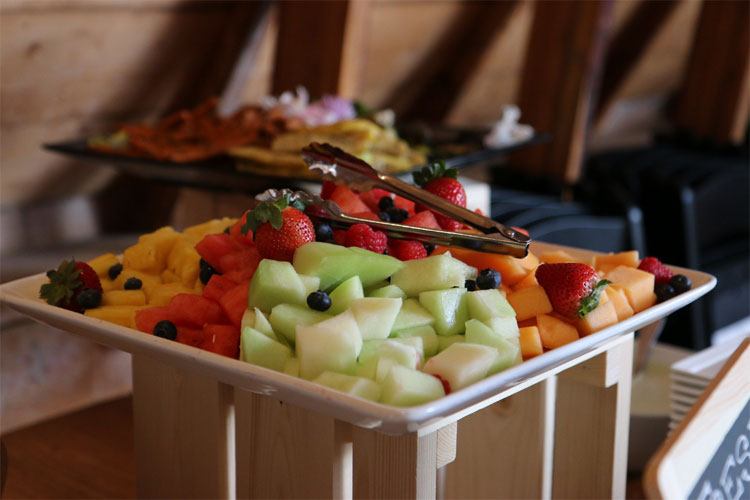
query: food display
[{"left": 38, "top": 167, "right": 693, "bottom": 408}]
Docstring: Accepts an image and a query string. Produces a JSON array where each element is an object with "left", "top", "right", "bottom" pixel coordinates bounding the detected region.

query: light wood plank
[
  {"left": 444, "top": 377, "right": 555, "bottom": 499},
  {"left": 353, "top": 428, "right": 437, "bottom": 499},
  {"left": 131, "top": 355, "right": 234, "bottom": 499},
  {"left": 552, "top": 332, "right": 633, "bottom": 499},
  {"left": 436, "top": 422, "right": 457, "bottom": 469}
]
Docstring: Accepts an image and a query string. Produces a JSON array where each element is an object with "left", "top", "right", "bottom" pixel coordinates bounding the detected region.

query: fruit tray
[{"left": 0, "top": 241, "right": 716, "bottom": 434}]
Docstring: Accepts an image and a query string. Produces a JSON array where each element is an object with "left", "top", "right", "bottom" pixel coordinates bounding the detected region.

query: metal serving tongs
[{"left": 294, "top": 142, "right": 530, "bottom": 257}]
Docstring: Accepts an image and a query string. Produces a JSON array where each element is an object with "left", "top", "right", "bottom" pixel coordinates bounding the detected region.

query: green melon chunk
[
  {"left": 328, "top": 275, "right": 365, "bottom": 315},
  {"left": 390, "top": 253, "right": 477, "bottom": 296},
  {"left": 423, "top": 342, "right": 498, "bottom": 391},
  {"left": 391, "top": 298, "right": 434, "bottom": 331},
  {"left": 296, "top": 311, "right": 363, "bottom": 380},
  {"left": 248, "top": 259, "right": 306, "bottom": 312},
  {"left": 349, "top": 297, "right": 402, "bottom": 340},
  {"left": 437, "top": 334, "right": 465, "bottom": 352},
  {"left": 375, "top": 339, "right": 422, "bottom": 383},
  {"left": 364, "top": 280, "right": 391, "bottom": 295},
  {"left": 283, "top": 357, "right": 300, "bottom": 377},
  {"left": 367, "top": 284, "right": 407, "bottom": 299},
  {"left": 313, "top": 371, "right": 382, "bottom": 402},
  {"left": 380, "top": 365, "right": 445, "bottom": 407},
  {"left": 252, "top": 307, "right": 276, "bottom": 339},
  {"left": 392, "top": 325, "right": 439, "bottom": 358},
  {"left": 418, "top": 288, "right": 469, "bottom": 336},
  {"left": 268, "top": 303, "right": 332, "bottom": 344},
  {"left": 299, "top": 274, "right": 321, "bottom": 296},
  {"left": 466, "top": 289, "right": 516, "bottom": 321},
  {"left": 464, "top": 319, "right": 520, "bottom": 374},
  {"left": 484, "top": 317, "right": 520, "bottom": 341},
  {"left": 240, "top": 308, "right": 256, "bottom": 334},
  {"left": 241, "top": 326, "right": 291, "bottom": 372}
]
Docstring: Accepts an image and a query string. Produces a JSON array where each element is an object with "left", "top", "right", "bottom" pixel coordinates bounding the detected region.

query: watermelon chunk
[
  {"left": 203, "top": 274, "right": 238, "bottom": 302},
  {"left": 404, "top": 211, "right": 442, "bottom": 230},
  {"left": 329, "top": 185, "right": 370, "bottom": 214},
  {"left": 195, "top": 233, "right": 244, "bottom": 271},
  {"left": 394, "top": 195, "right": 415, "bottom": 216},
  {"left": 218, "top": 283, "right": 249, "bottom": 327},
  {"left": 217, "top": 247, "right": 261, "bottom": 275},
  {"left": 350, "top": 211, "right": 379, "bottom": 221},
  {"left": 176, "top": 325, "right": 207, "bottom": 348},
  {"left": 202, "top": 324, "right": 241, "bottom": 358},
  {"left": 169, "top": 293, "right": 227, "bottom": 327},
  {"left": 359, "top": 188, "right": 393, "bottom": 213},
  {"left": 228, "top": 210, "right": 254, "bottom": 247},
  {"left": 134, "top": 306, "right": 175, "bottom": 334}
]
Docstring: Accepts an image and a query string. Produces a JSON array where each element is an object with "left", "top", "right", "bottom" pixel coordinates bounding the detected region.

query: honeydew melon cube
[
  {"left": 485, "top": 317, "right": 521, "bottom": 342},
  {"left": 269, "top": 303, "right": 332, "bottom": 344},
  {"left": 380, "top": 365, "right": 445, "bottom": 407},
  {"left": 347, "top": 247, "right": 406, "bottom": 287},
  {"left": 392, "top": 325, "right": 439, "bottom": 358},
  {"left": 355, "top": 356, "right": 378, "bottom": 380},
  {"left": 423, "top": 342, "right": 499, "bottom": 392},
  {"left": 349, "top": 297, "right": 402, "bottom": 340},
  {"left": 328, "top": 276, "right": 365, "bottom": 315},
  {"left": 375, "top": 339, "right": 422, "bottom": 382},
  {"left": 284, "top": 357, "right": 300, "bottom": 377},
  {"left": 418, "top": 288, "right": 469, "bottom": 336},
  {"left": 240, "top": 308, "right": 256, "bottom": 333},
  {"left": 465, "top": 319, "right": 520, "bottom": 374},
  {"left": 312, "top": 372, "right": 382, "bottom": 402},
  {"left": 368, "top": 284, "right": 407, "bottom": 299},
  {"left": 299, "top": 274, "right": 321, "bottom": 296},
  {"left": 391, "top": 298, "right": 435, "bottom": 331},
  {"left": 390, "top": 253, "right": 477, "bottom": 296},
  {"left": 391, "top": 336, "right": 425, "bottom": 364},
  {"left": 466, "top": 289, "right": 516, "bottom": 321},
  {"left": 296, "top": 311, "right": 363, "bottom": 380},
  {"left": 248, "top": 259, "right": 306, "bottom": 312},
  {"left": 252, "top": 307, "right": 276, "bottom": 339},
  {"left": 364, "top": 280, "right": 391, "bottom": 295},
  {"left": 437, "top": 334, "right": 466, "bottom": 352},
  {"left": 241, "top": 326, "right": 291, "bottom": 372}
]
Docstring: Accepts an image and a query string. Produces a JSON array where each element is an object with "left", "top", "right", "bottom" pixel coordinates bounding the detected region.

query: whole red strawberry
[
  {"left": 413, "top": 161, "right": 466, "bottom": 231},
  {"left": 389, "top": 240, "right": 427, "bottom": 261},
  {"left": 638, "top": 256, "right": 674, "bottom": 285},
  {"left": 40, "top": 259, "right": 103, "bottom": 313},
  {"left": 344, "top": 224, "right": 388, "bottom": 253},
  {"left": 535, "top": 263, "right": 611, "bottom": 319},
  {"left": 242, "top": 194, "right": 315, "bottom": 262}
]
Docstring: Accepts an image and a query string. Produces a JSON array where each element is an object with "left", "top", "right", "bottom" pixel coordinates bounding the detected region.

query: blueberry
[
  {"left": 655, "top": 283, "right": 676, "bottom": 303},
  {"left": 315, "top": 223, "right": 334, "bottom": 242},
  {"left": 378, "top": 211, "right": 391, "bottom": 222},
  {"left": 423, "top": 243, "right": 436, "bottom": 255},
  {"left": 153, "top": 320, "right": 177, "bottom": 341},
  {"left": 476, "top": 268, "right": 502, "bottom": 289},
  {"left": 670, "top": 274, "right": 692, "bottom": 294},
  {"left": 223, "top": 226, "right": 231, "bottom": 235},
  {"left": 465, "top": 279, "right": 477, "bottom": 291},
  {"left": 378, "top": 196, "right": 395, "bottom": 212},
  {"left": 77, "top": 288, "right": 102, "bottom": 309},
  {"left": 307, "top": 290, "right": 331, "bottom": 311},
  {"left": 108, "top": 263, "right": 123, "bottom": 280},
  {"left": 199, "top": 265, "right": 217, "bottom": 285},
  {"left": 124, "top": 277, "right": 143, "bottom": 290},
  {"left": 386, "top": 207, "right": 409, "bottom": 223}
]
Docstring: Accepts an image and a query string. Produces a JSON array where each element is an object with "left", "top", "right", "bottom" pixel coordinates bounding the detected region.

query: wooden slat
[
  {"left": 510, "top": 0, "right": 614, "bottom": 184},
  {"left": 272, "top": 0, "right": 371, "bottom": 98},
  {"left": 672, "top": 0, "right": 750, "bottom": 144}
]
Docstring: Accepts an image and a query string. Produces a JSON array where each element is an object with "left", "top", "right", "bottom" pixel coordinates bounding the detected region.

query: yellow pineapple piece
[
  {"left": 519, "top": 326, "right": 544, "bottom": 359},
  {"left": 576, "top": 300, "right": 618, "bottom": 336},
  {"left": 593, "top": 250, "right": 639, "bottom": 274},
  {"left": 607, "top": 286, "right": 634, "bottom": 321},
  {"left": 100, "top": 278, "right": 115, "bottom": 292},
  {"left": 160, "top": 269, "right": 181, "bottom": 283},
  {"left": 124, "top": 227, "right": 181, "bottom": 275},
  {"left": 166, "top": 237, "right": 202, "bottom": 288},
  {"left": 85, "top": 305, "right": 142, "bottom": 329},
  {"left": 537, "top": 314, "right": 579, "bottom": 349},
  {"left": 113, "top": 270, "right": 161, "bottom": 302},
  {"left": 102, "top": 290, "right": 146, "bottom": 307},
  {"left": 87, "top": 253, "right": 121, "bottom": 279},
  {"left": 183, "top": 217, "right": 237, "bottom": 240},
  {"left": 507, "top": 285, "right": 553, "bottom": 321},
  {"left": 148, "top": 282, "right": 196, "bottom": 307},
  {"left": 605, "top": 265, "right": 656, "bottom": 313}
]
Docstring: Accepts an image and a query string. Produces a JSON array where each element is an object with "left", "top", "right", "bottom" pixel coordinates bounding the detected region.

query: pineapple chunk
[
  {"left": 87, "top": 253, "right": 120, "bottom": 279},
  {"left": 84, "top": 305, "right": 142, "bottom": 329},
  {"left": 102, "top": 290, "right": 146, "bottom": 307},
  {"left": 149, "top": 282, "right": 196, "bottom": 307}
]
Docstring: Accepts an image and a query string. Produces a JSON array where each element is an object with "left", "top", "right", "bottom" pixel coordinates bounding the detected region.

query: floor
[{"left": 1, "top": 396, "right": 647, "bottom": 499}]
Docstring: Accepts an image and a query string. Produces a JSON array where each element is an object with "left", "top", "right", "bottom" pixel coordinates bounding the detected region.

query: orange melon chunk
[
  {"left": 513, "top": 271, "right": 539, "bottom": 291},
  {"left": 507, "top": 285, "right": 553, "bottom": 321},
  {"left": 605, "top": 265, "right": 656, "bottom": 313},
  {"left": 576, "top": 300, "right": 618, "bottom": 336},
  {"left": 538, "top": 249, "right": 588, "bottom": 265},
  {"left": 519, "top": 326, "right": 544, "bottom": 359},
  {"left": 537, "top": 314, "right": 579, "bottom": 349},
  {"left": 593, "top": 250, "right": 640, "bottom": 274},
  {"left": 607, "top": 286, "right": 634, "bottom": 321}
]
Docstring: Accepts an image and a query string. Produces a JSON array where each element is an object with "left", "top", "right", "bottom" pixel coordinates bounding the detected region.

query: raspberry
[
  {"left": 389, "top": 240, "right": 428, "bottom": 261},
  {"left": 344, "top": 224, "right": 388, "bottom": 253},
  {"left": 638, "top": 256, "right": 674, "bottom": 285}
]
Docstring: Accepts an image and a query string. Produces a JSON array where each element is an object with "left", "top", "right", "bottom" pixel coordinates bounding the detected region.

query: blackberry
[
  {"left": 378, "top": 196, "right": 395, "bottom": 212},
  {"left": 153, "top": 320, "right": 178, "bottom": 341},
  {"left": 476, "top": 268, "right": 502, "bottom": 289},
  {"left": 307, "top": 290, "right": 332, "bottom": 311},
  {"left": 124, "top": 277, "right": 143, "bottom": 290},
  {"left": 378, "top": 211, "right": 391, "bottom": 222},
  {"left": 108, "top": 263, "right": 123, "bottom": 280},
  {"left": 655, "top": 283, "right": 676, "bottom": 303},
  {"left": 670, "top": 274, "right": 691, "bottom": 294},
  {"left": 77, "top": 288, "right": 102, "bottom": 309},
  {"left": 386, "top": 207, "right": 408, "bottom": 223}
]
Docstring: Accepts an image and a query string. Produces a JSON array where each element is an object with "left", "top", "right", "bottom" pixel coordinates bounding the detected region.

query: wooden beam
[
  {"left": 273, "top": 0, "right": 371, "bottom": 99},
  {"left": 398, "top": 1, "right": 519, "bottom": 123},
  {"left": 595, "top": 0, "right": 680, "bottom": 123},
  {"left": 510, "top": 0, "right": 613, "bottom": 185},
  {"left": 672, "top": 0, "right": 750, "bottom": 144}
]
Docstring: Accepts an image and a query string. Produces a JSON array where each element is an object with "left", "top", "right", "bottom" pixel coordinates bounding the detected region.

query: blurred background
[{"left": 0, "top": 0, "right": 748, "bottom": 496}]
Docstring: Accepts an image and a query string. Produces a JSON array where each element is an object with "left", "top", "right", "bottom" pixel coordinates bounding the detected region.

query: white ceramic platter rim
[{"left": 0, "top": 241, "right": 716, "bottom": 435}]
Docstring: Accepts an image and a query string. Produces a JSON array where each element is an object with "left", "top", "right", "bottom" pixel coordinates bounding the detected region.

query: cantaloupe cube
[
  {"left": 600, "top": 289, "right": 610, "bottom": 304},
  {"left": 149, "top": 282, "right": 196, "bottom": 307},
  {"left": 519, "top": 326, "right": 543, "bottom": 359},
  {"left": 576, "top": 300, "right": 618, "bottom": 336},
  {"left": 537, "top": 314, "right": 579, "bottom": 349},
  {"left": 538, "top": 249, "right": 588, "bottom": 264},
  {"left": 517, "top": 317, "right": 537, "bottom": 328},
  {"left": 605, "top": 265, "right": 656, "bottom": 313},
  {"left": 607, "top": 286, "right": 634, "bottom": 321},
  {"left": 102, "top": 290, "right": 146, "bottom": 307},
  {"left": 507, "top": 285, "right": 553, "bottom": 321},
  {"left": 493, "top": 255, "right": 529, "bottom": 286},
  {"left": 593, "top": 250, "right": 639, "bottom": 274},
  {"left": 84, "top": 305, "right": 142, "bottom": 329},
  {"left": 518, "top": 252, "right": 540, "bottom": 271},
  {"left": 87, "top": 253, "right": 120, "bottom": 279},
  {"left": 513, "top": 271, "right": 539, "bottom": 291}
]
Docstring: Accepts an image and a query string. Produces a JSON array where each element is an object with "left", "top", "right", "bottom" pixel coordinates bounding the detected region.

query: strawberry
[
  {"left": 40, "top": 259, "right": 103, "bottom": 313},
  {"left": 242, "top": 194, "right": 315, "bottom": 262},
  {"left": 413, "top": 161, "right": 466, "bottom": 231},
  {"left": 344, "top": 224, "right": 388, "bottom": 253},
  {"left": 638, "top": 256, "right": 674, "bottom": 285},
  {"left": 535, "top": 263, "right": 611, "bottom": 319},
  {"left": 389, "top": 240, "right": 427, "bottom": 261}
]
